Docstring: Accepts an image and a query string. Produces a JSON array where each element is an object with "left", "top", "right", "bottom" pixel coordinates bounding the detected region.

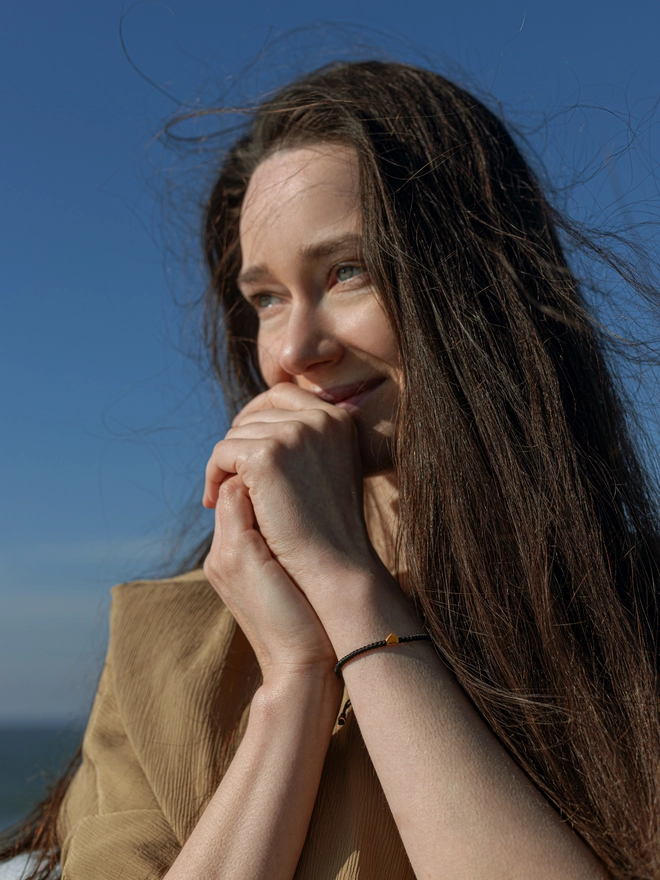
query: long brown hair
[
  {"left": 201, "top": 61, "right": 660, "bottom": 878},
  {"left": 4, "top": 59, "right": 660, "bottom": 879}
]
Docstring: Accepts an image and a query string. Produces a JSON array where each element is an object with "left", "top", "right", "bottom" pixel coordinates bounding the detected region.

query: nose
[{"left": 275, "top": 302, "right": 344, "bottom": 378}]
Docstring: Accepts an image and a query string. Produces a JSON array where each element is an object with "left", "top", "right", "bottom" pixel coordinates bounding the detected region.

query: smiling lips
[{"left": 313, "top": 377, "right": 385, "bottom": 412}]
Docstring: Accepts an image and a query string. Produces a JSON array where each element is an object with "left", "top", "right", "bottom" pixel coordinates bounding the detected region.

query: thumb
[{"left": 216, "top": 474, "right": 262, "bottom": 546}]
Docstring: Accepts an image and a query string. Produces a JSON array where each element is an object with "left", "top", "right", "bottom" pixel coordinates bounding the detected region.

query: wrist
[
  {"left": 310, "top": 560, "right": 423, "bottom": 660},
  {"left": 255, "top": 665, "right": 343, "bottom": 723}
]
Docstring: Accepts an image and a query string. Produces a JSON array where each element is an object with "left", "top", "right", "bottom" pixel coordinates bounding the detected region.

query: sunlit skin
[
  {"left": 234, "top": 144, "right": 402, "bottom": 475},
  {"left": 202, "top": 145, "right": 402, "bottom": 587},
  {"left": 200, "top": 144, "right": 405, "bottom": 679},
  {"left": 169, "top": 144, "right": 607, "bottom": 880}
]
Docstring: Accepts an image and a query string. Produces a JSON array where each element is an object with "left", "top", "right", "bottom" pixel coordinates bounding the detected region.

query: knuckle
[
  {"left": 312, "top": 409, "right": 334, "bottom": 430},
  {"left": 218, "top": 478, "right": 235, "bottom": 498},
  {"left": 282, "top": 420, "right": 305, "bottom": 442},
  {"left": 266, "top": 423, "right": 306, "bottom": 458},
  {"left": 334, "top": 405, "right": 353, "bottom": 425},
  {"left": 260, "top": 437, "right": 280, "bottom": 459},
  {"left": 217, "top": 478, "right": 241, "bottom": 511},
  {"left": 332, "top": 408, "right": 357, "bottom": 437}
]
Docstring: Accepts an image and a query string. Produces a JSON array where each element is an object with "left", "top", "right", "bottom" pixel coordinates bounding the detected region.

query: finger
[
  {"left": 202, "top": 437, "right": 262, "bottom": 508},
  {"left": 203, "top": 441, "right": 238, "bottom": 509},
  {"left": 216, "top": 476, "right": 275, "bottom": 566},
  {"left": 232, "top": 408, "right": 303, "bottom": 427},
  {"left": 207, "top": 478, "right": 246, "bottom": 565},
  {"left": 216, "top": 475, "right": 255, "bottom": 536},
  {"left": 207, "top": 476, "right": 271, "bottom": 586},
  {"left": 224, "top": 412, "right": 344, "bottom": 450},
  {"left": 233, "top": 382, "right": 337, "bottom": 424},
  {"left": 230, "top": 406, "right": 341, "bottom": 429}
]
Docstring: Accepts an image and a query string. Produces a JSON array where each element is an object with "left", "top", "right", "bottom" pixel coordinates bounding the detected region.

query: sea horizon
[{"left": 0, "top": 722, "right": 84, "bottom": 833}]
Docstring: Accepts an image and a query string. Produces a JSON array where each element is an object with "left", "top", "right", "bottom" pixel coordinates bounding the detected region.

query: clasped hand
[{"left": 202, "top": 383, "right": 377, "bottom": 681}]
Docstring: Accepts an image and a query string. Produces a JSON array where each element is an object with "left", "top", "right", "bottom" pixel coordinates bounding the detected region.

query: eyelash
[
  {"left": 251, "top": 293, "right": 281, "bottom": 311},
  {"left": 336, "top": 264, "right": 365, "bottom": 283},
  {"left": 247, "top": 264, "right": 367, "bottom": 313}
]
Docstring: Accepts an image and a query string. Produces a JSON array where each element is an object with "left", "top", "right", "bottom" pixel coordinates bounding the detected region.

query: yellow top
[{"left": 58, "top": 570, "right": 415, "bottom": 880}]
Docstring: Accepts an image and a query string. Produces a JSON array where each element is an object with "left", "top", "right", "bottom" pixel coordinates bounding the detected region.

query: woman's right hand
[
  {"left": 166, "top": 473, "right": 344, "bottom": 880},
  {"left": 203, "top": 473, "right": 342, "bottom": 688}
]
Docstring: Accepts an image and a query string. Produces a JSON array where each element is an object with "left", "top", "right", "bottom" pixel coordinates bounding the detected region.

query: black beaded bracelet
[{"left": 334, "top": 632, "right": 432, "bottom": 680}]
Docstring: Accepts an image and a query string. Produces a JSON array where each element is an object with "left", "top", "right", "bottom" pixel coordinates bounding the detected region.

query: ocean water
[{"left": 0, "top": 725, "right": 83, "bottom": 833}]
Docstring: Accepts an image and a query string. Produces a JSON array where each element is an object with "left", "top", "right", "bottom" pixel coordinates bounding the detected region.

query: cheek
[
  {"left": 332, "top": 296, "right": 398, "bottom": 364},
  {"left": 354, "top": 310, "right": 399, "bottom": 369},
  {"left": 256, "top": 334, "right": 284, "bottom": 387}
]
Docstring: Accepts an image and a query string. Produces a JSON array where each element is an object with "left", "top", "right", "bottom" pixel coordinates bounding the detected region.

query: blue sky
[{"left": 1, "top": 0, "right": 659, "bottom": 722}]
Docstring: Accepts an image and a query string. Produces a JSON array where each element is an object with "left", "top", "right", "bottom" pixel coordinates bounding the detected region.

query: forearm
[
  {"left": 163, "top": 671, "right": 340, "bottom": 880},
  {"left": 322, "top": 566, "right": 606, "bottom": 880}
]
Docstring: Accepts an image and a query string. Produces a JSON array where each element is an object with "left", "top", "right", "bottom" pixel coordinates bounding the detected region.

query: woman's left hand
[{"left": 203, "top": 383, "right": 379, "bottom": 601}]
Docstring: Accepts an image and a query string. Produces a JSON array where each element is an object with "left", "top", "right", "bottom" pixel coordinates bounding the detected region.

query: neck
[{"left": 363, "top": 468, "right": 399, "bottom": 577}]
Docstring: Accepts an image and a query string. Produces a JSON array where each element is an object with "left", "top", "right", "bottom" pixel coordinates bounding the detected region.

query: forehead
[{"left": 239, "top": 144, "right": 361, "bottom": 258}]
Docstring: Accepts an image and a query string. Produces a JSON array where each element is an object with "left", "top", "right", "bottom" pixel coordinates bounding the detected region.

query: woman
[{"left": 3, "top": 60, "right": 660, "bottom": 879}]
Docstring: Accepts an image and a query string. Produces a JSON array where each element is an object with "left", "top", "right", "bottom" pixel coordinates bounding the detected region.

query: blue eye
[
  {"left": 336, "top": 265, "right": 364, "bottom": 283},
  {"left": 253, "top": 293, "right": 279, "bottom": 310}
]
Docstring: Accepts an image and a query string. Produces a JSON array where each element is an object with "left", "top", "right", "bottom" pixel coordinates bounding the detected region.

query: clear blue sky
[{"left": 1, "top": 0, "right": 659, "bottom": 722}]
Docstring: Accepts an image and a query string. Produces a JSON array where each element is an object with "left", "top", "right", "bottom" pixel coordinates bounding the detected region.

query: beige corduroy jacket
[{"left": 57, "top": 570, "right": 415, "bottom": 879}]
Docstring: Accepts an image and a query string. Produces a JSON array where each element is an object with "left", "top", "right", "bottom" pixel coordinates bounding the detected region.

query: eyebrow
[{"left": 237, "top": 233, "right": 363, "bottom": 287}]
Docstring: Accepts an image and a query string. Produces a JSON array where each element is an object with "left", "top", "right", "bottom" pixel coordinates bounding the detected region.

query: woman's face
[{"left": 238, "top": 144, "right": 401, "bottom": 473}]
